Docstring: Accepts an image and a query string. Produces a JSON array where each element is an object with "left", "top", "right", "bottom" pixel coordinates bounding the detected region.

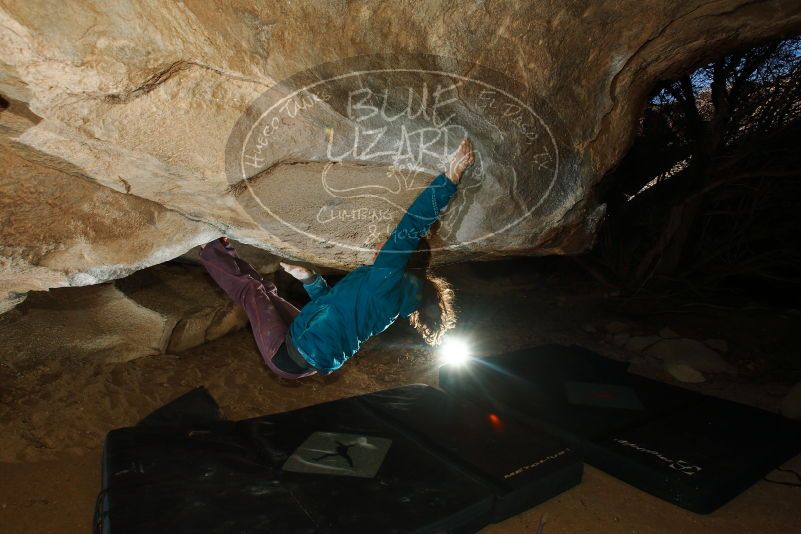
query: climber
[{"left": 199, "top": 137, "right": 475, "bottom": 378}]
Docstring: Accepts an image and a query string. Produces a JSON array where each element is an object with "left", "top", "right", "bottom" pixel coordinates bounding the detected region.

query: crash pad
[
  {"left": 95, "top": 384, "right": 581, "bottom": 534},
  {"left": 439, "top": 344, "right": 801, "bottom": 513}
]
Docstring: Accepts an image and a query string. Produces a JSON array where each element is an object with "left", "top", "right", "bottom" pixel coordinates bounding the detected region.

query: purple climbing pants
[{"left": 198, "top": 238, "right": 314, "bottom": 379}]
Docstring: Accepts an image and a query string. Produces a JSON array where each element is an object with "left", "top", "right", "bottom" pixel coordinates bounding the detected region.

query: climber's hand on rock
[
  {"left": 447, "top": 137, "right": 475, "bottom": 185},
  {"left": 280, "top": 262, "right": 314, "bottom": 282}
]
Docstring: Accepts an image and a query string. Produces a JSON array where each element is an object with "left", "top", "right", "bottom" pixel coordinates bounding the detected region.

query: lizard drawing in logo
[
  {"left": 312, "top": 439, "right": 359, "bottom": 468},
  {"left": 319, "top": 127, "right": 487, "bottom": 241},
  {"left": 283, "top": 432, "right": 393, "bottom": 478}
]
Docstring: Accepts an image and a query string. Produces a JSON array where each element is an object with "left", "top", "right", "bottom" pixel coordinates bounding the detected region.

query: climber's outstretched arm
[{"left": 373, "top": 137, "right": 475, "bottom": 271}]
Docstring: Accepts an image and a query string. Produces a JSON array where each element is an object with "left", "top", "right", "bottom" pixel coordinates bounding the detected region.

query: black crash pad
[
  {"left": 95, "top": 384, "right": 581, "bottom": 534},
  {"left": 440, "top": 344, "right": 702, "bottom": 444},
  {"left": 362, "top": 386, "right": 581, "bottom": 523},
  {"left": 136, "top": 386, "right": 222, "bottom": 427},
  {"left": 591, "top": 396, "right": 801, "bottom": 513},
  {"left": 439, "top": 344, "right": 801, "bottom": 513}
]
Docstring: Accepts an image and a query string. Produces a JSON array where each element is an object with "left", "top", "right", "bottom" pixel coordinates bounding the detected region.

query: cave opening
[{"left": 587, "top": 34, "right": 801, "bottom": 306}]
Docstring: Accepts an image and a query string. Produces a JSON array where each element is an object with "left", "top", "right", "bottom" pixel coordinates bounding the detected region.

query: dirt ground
[{"left": 1, "top": 259, "right": 800, "bottom": 533}]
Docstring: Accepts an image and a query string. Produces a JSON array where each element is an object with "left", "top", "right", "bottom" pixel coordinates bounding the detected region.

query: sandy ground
[{"left": 1, "top": 260, "right": 800, "bottom": 533}]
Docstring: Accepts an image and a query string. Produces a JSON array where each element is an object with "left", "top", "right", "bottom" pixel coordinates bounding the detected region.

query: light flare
[{"left": 439, "top": 337, "right": 471, "bottom": 366}]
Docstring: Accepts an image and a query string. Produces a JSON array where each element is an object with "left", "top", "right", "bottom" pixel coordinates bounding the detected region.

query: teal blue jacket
[{"left": 289, "top": 173, "right": 457, "bottom": 373}]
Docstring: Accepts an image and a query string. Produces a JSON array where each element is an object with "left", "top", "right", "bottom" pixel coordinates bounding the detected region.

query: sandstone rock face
[
  {"left": 0, "top": 284, "right": 174, "bottom": 366},
  {"left": 644, "top": 338, "right": 736, "bottom": 374},
  {"left": 2, "top": 1, "right": 800, "bottom": 311},
  {"left": 0, "top": 263, "right": 248, "bottom": 366},
  {"left": 665, "top": 363, "right": 706, "bottom": 384},
  {"left": 0, "top": 95, "right": 218, "bottom": 312},
  {"left": 115, "top": 263, "right": 248, "bottom": 353}
]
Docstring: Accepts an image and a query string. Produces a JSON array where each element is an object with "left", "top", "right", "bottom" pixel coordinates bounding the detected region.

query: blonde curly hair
[{"left": 409, "top": 271, "right": 457, "bottom": 346}]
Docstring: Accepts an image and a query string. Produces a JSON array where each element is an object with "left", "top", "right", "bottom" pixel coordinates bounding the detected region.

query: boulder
[
  {"left": 0, "top": 263, "right": 248, "bottom": 366},
  {"left": 115, "top": 263, "right": 248, "bottom": 353},
  {"left": 0, "top": 108, "right": 218, "bottom": 313},
  {"left": 665, "top": 363, "right": 706, "bottom": 384},
  {"left": 0, "top": 284, "right": 173, "bottom": 366},
  {"left": 626, "top": 356, "right": 664, "bottom": 380},
  {"left": 644, "top": 338, "right": 736, "bottom": 374},
  {"left": 1, "top": 1, "right": 801, "bottom": 309}
]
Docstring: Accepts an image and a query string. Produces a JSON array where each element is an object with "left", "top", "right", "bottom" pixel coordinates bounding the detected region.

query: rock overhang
[{"left": 1, "top": 0, "right": 801, "bottom": 312}]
